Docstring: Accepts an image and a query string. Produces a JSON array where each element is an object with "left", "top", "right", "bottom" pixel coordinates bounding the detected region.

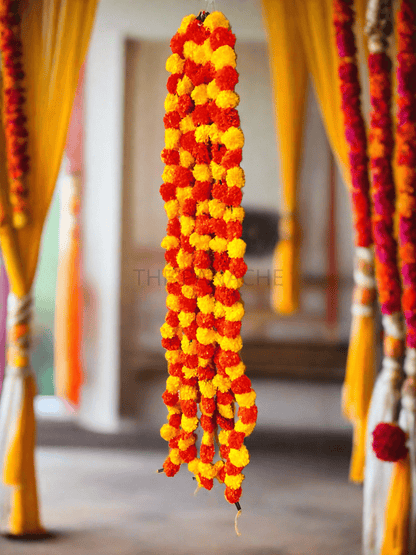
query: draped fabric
[
  {"left": 54, "top": 66, "right": 84, "bottom": 407},
  {"left": 262, "top": 0, "right": 308, "bottom": 314},
  {"left": 0, "top": 0, "right": 98, "bottom": 535}
]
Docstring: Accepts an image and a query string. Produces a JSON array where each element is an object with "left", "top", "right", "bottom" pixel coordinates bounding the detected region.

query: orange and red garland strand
[
  {"left": 160, "top": 11, "right": 257, "bottom": 509},
  {"left": 0, "top": 0, "right": 29, "bottom": 228}
]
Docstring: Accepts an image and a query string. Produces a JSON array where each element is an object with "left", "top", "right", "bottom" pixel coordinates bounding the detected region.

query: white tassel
[
  {"left": 363, "top": 356, "right": 402, "bottom": 555},
  {"left": 400, "top": 351, "right": 416, "bottom": 554}
]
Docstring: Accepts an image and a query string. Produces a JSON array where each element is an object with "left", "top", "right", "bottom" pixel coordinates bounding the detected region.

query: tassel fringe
[
  {"left": 271, "top": 237, "right": 299, "bottom": 315},
  {"left": 343, "top": 312, "right": 376, "bottom": 482},
  {"left": 380, "top": 455, "right": 411, "bottom": 555}
]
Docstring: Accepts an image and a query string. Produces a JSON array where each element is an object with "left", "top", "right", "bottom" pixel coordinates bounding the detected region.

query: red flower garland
[
  {"left": 160, "top": 11, "right": 257, "bottom": 508},
  {"left": 333, "top": 0, "right": 372, "bottom": 250},
  {"left": 0, "top": 0, "right": 30, "bottom": 228},
  {"left": 397, "top": 0, "right": 416, "bottom": 350}
]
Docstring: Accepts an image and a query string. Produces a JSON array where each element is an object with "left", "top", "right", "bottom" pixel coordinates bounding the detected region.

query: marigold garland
[
  {"left": 397, "top": 0, "right": 416, "bottom": 353},
  {"left": 160, "top": 11, "right": 257, "bottom": 509},
  {"left": 0, "top": 0, "right": 29, "bottom": 228}
]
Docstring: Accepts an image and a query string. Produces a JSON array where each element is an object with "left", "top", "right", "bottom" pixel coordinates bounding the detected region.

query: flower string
[
  {"left": 366, "top": 4, "right": 405, "bottom": 366},
  {"left": 397, "top": 0, "right": 416, "bottom": 357},
  {"left": 160, "top": 11, "right": 257, "bottom": 508},
  {"left": 0, "top": 0, "right": 30, "bottom": 228}
]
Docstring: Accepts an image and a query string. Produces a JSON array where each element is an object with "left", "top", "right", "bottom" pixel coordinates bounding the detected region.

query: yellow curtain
[
  {"left": 262, "top": 0, "right": 308, "bottom": 315},
  {"left": 0, "top": 0, "right": 98, "bottom": 535}
]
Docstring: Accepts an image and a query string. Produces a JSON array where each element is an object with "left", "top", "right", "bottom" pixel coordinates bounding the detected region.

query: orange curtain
[
  {"left": 0, "top": 0, "right": 98, "bottom": 535},
  {"left": 262, "top": 0, "right": 308, "bottom": 315}
]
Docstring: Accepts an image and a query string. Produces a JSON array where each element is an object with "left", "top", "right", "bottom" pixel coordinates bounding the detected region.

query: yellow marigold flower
[
  {"left": 161, "top": 236, "right": 179, "bottom": 250},
  {"left": 222, "top": 127, "right": 244, "bottom": 150},
  {"left": 204, "top": 11, "right": 230, "bottom": 31},
  {"left": 198, "top": 462, "right": 217, "bottom": 479},
  {"left": 203, "top": 38, "right": 213, "bottom": 60},
  {"left": 179, "top": 14, "right": 196, "bottom": 34},
  {"left": 228, "top": 238, "right": 246, "bottom": 258},
  {"left": 190, "top": 232, "right": 211, "bottom": 250},
  {"left": 197, "top": 295, "right": 215, "bottom": 314},
  {"left": 193, "top": 163, "right": 212, "bottom": 182},
  {"left": 224, "top": 473, "right": 245, "bottom": 489},
  {"left": 183, "top": 366, "right": 197, "bottom": 379},
  {"left": 194, "top": 268, "right": 213, "bottom": 280},
  {"left": 209, "top": 199, "right": 226, "bottom": 218},
  {"left": 180, "top": 385, "right": 198, "bottom": 401},
  {"left": 178, "top": 311, "right": 195, "bottom": 327},
  {"left": 160, "top": 424, "right": 178, "bottom": 441},
  {"left": 209, "top": 123, "right": 222, "bottom": 144},
  {"left": 166, "top": 53, "right": 185, "bottom": 74},
  {"left": 218, "top": 404, "right": 234, "bottom": 419},
  {"left": 164, "top": 94, "right": 179, "bottom": 113},
  {"left": 226, "top": 167, "right": 245, "bottom": 188},
  {"left": 195, "top": 125, "right": 211, "bottom": 144},
  {"left": 180, "top": 149, "right": 195, "bottom": 168},
  {"left": 166, "top": 294, "right": 180, "bottom": 312},
  {"left": 202, "top": 431, "right": 214, "bottom": 445},
  {"left": 178, "top": 436, "right": 195, "bottom": 450},
  {"left": 160, "top": 323, "right": 176, "bottom": 339},
  {"left": 199, "top": 380, "right": 216, "bottom": 398},
  {"left": 226, "top": 361, "right": 246, "bottom": 380},
  {"left": 210, "top": 237, "right": 228, "bottom": 252},
  {"left": 211, "top": 161, "right": 227, "bottom": 181},
  {"left": 177, "top": 249, "right": 193, "bottom": 269},
  {"left": 196, "top": 328, "right": 217, "bottom": 345},
  {"left": 213, "top": 374, "right": 232, "bottom": 393},
  {"left": 216, "top": 91, "right": 240, "bottom": 109},
  {"left": 164, "top": 199, "right": 179, "bottom": 219},
  {"left": 181, "top": 336, "right": 197, "bottom": 354},
  {"left": 163, "top": 264, "right": 179, "bottom": 283},
  {"left": 188, "top": 459, "right": 199, "bottom": 474},
  {"left": 219, "top": 335, "right": 243, "bottom": 352},
  {"left": 207, "top": 79, "right": 220, "bottom": 99},
  {"left": 166, "top": 376, "right": 180, "bottom": 392},
  {"left": 223, "top": 206, "right": 245, "bottom": 222},
  {"left": 211, "top": 45, "right": 236, "bottom": 70},
  {"left": 162, "top": 165, "right": 176, "bottom": 183},
  {"left": 182, "top": 285, "right": 196, "bottom": 299},
  {"left": 176, "top": 75, "right": 193, "bottom": 96},
  {"left": 198, "top": 357, "right": 210, "bottom": 367},
  {"left": 196, "top": 200, "right": 209, "bottom": 215},
  {"left": 179, "top": 115, "right": 195, "bottom": 133},
  {"left": 235, "top": 390, "right": 257, "bottom": 408},
  {"left": 225, "top": 302, "right": 245, "bottom": 321},
  {"left": 170, "top": 448, "right": 182, "bottom": 465},
  {"left": 184, "top": 41, "right": 209, "bottom": 65},
  {"left": 165, "top": 350, "right": 181, "bottom": 363},
  {"left": 214, "top": 301, "right": 226, "bottom": 318},
  {"left": 214, "top": 270, "right": 243, "bottom": 289},
  {"left": 235, "top": 421, "right": 256, "bottom": 436},
  {"left": 165, "top": 128, "right": 181, "bottom": 150},
  {"left": 191, "top": 84, "right": 209, "bottom": 105},
  {"left": 219, "top": 429, "right": 231, "bottom": 444},
  {"left": 167, "top": 405, "right": 181, "bottom": 416},
  {"left": 180, "top": 216, "right": 195, "bottom": 236},
  {"left": 229, "top": 445, "right": 250, "bottom": 468},
  {"left": 181, "top": 415, "right": 198, "bottom": 433},
  {"left": 176, "top": 186, "right": 193, "bottom": 204}
]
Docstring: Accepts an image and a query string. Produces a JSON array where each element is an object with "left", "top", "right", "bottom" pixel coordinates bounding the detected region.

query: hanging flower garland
[
  {"left": 333, "top": 0, "right": 377, "bottom": 483},
  {"left": 160, "top": 11, "right": 257, "bottom": 514},
  {"left": 0, "top": 0, "right": 29, "bottom": 228}
]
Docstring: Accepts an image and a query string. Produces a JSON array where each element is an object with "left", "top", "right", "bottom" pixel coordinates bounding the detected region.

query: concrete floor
[{"left": 0, "top": 426, "right": 362, "bottom": 555}]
